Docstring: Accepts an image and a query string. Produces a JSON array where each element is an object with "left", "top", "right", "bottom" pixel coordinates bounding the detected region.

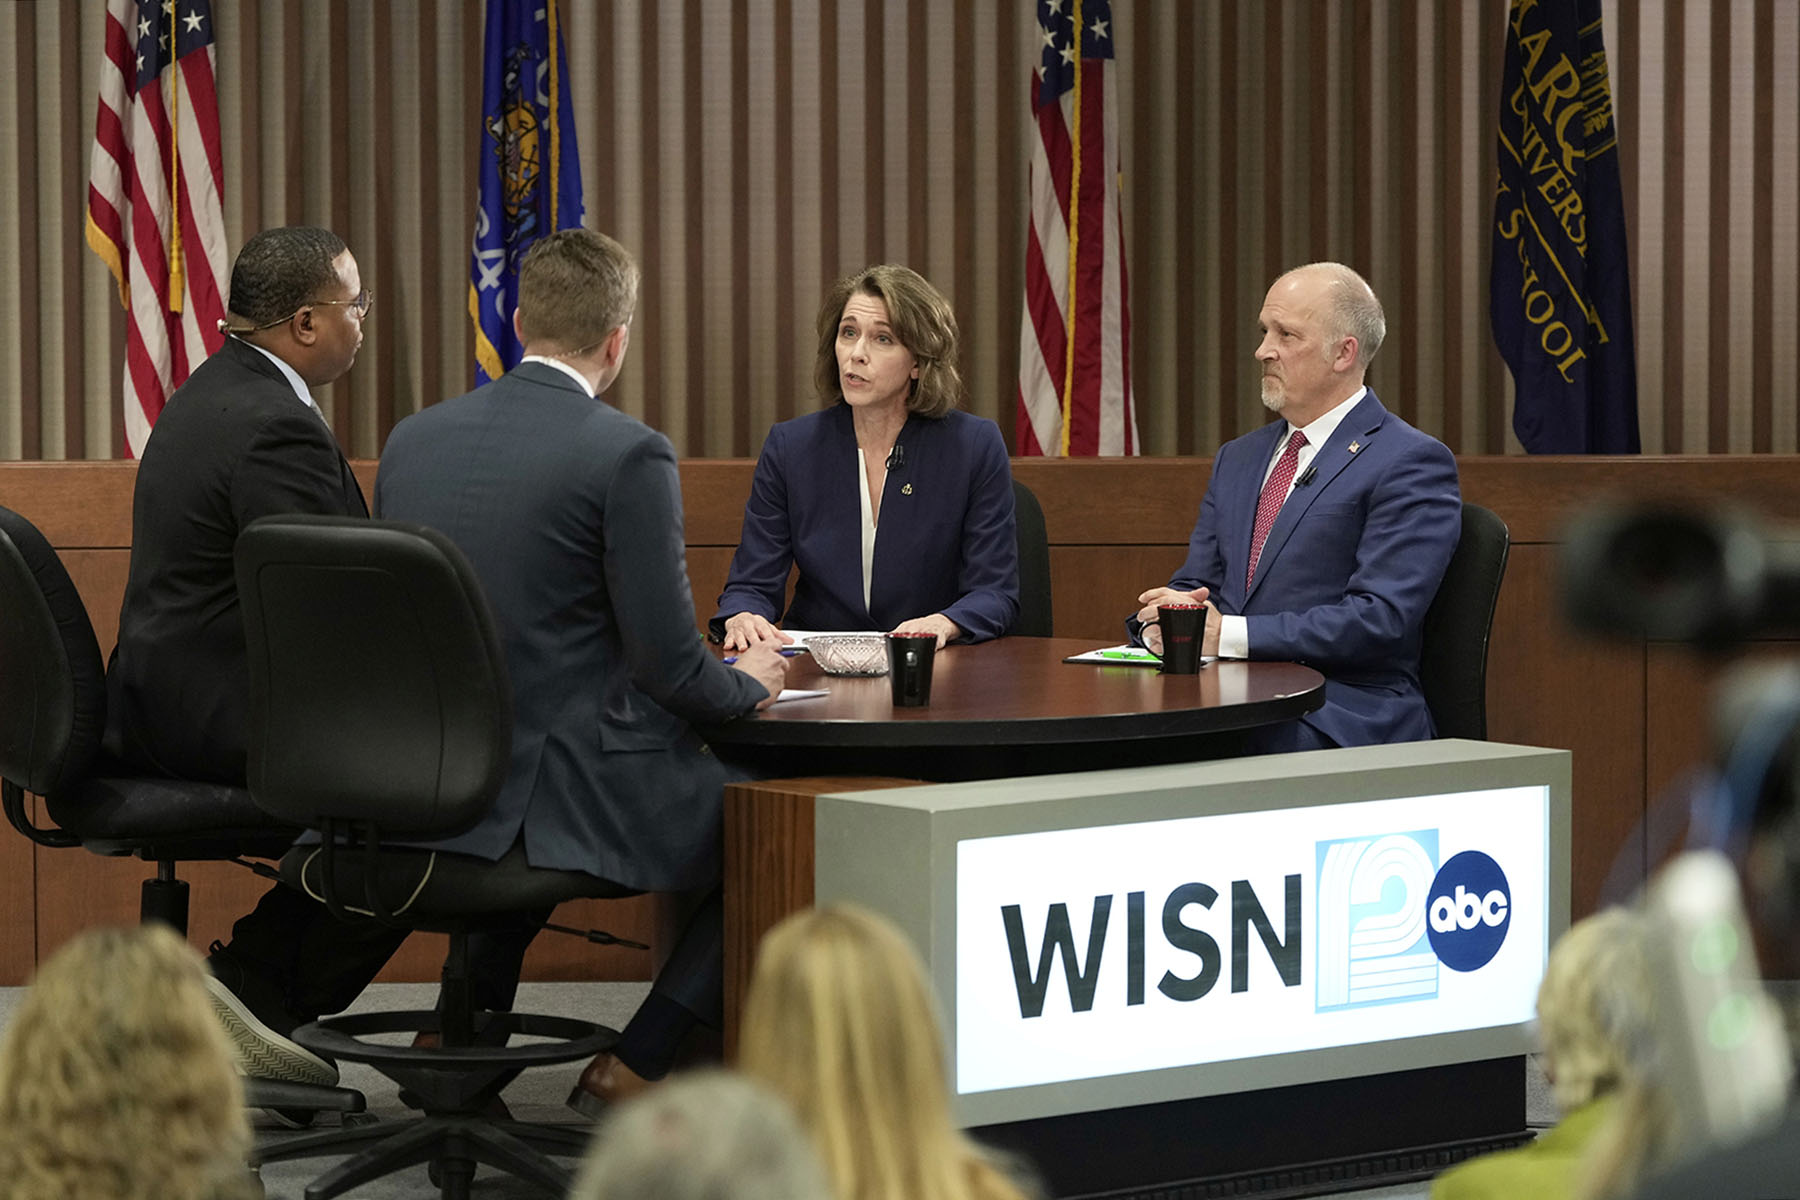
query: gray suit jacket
[{"left": 374, "top": 363, "right": 767, "bottom": 891}]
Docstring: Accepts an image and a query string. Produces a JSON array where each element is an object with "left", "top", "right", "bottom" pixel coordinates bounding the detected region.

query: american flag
[
  {"left": 1016, "top": 0, "right": 1135, "bottom": 457},
  {"left": 86, "top": 0, "right": 228, "bottom": 459}
]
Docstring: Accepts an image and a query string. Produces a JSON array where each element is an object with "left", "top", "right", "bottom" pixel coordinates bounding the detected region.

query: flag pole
[
  {"left": 548, "top": 0, "right": 561, "bottom": 230},
  {"left": 166, "top": 0, "right": 184, "bottom": 311}
]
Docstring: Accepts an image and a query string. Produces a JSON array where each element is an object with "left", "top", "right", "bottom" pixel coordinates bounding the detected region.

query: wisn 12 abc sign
[{"left": 954, "top": 788, "right": 1549, "bottom": 1096}]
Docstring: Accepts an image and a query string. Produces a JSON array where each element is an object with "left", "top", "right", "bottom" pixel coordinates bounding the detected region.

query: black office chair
[
  {"left": 1011, "top": 479, "right": 1054, "bottom": 637},
  {"left": 236, "top": 514, "right": 635, "bottom": 1200},
  {"left": 0, "top": 503, "right": 361, "bottom": 1121},
  {"left": 1420, "top": 503, "right": 1511, "bottom": 740}
]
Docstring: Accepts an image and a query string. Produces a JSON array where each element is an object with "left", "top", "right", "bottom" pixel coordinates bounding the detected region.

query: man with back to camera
[
  {"left": 105, "top": 226, "right": 415, "bottom": 1095},
  {"left": 108, "top": 225, "right": 371, "bottom": 782},
  {"left": 1130, "top": 262, "right": 1461, "bottom": 753},
  {"left": 374, "top": 227, "right": 789, "bottom": 1111}
]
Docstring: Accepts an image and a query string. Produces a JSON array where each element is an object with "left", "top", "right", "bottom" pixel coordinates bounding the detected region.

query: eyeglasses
[
  {"left": 217, "top": 288, "right": 374, "bottom": 336},
  {"left": 310, "top": 288, "right": 374, "bottom": 319}
]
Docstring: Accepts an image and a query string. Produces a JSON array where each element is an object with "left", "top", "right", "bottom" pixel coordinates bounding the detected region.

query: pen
[
  {"left": 722, "top": 648, "right": 803, "bottom": 664},
  {"left": 1097, "top": 650, "right": 1154, "bottom": 659}
]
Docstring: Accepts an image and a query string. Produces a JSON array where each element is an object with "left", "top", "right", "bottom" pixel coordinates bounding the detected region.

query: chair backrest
[
  {"left": 0, "top": 505, "right": 105, "bottom": 798},
  {"left": 234, "top": 514, "right": 512, "bottom": 839},
  {"left": 1420, "top": 503, "right": 1511, "bottom": 741},
  {"left": 1011, "top": 479, "right": 1054, "bottom": 637}
]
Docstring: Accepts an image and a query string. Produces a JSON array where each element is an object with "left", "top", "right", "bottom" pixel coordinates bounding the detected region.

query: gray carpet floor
[{"left": 0, "top": 980, "right": 1554, "bottom": 1199}]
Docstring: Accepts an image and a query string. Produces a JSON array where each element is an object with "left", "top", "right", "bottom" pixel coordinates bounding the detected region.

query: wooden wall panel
[
  {"left": 684, "top": 546, "right": 739, "bottom": 628},
  {"left": 30, "top": 854, "right": 271, "bottom": 975},
  {"left": 1048, "top": 548, "right": 1188, "bottom": 644},
  {"left": 62, "top": 550, "right": 130, "bottom": 658},
  {"left": 722, "top": 775, "right": 916, "bottom": 1057},
  {"left": 0, "top": 805, "right": 34, "bottom": 985}
]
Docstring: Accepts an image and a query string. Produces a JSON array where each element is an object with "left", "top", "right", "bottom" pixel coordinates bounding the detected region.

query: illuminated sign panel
[{"left": 954, "top": 786, "right": 1549, "bottom": 1095}]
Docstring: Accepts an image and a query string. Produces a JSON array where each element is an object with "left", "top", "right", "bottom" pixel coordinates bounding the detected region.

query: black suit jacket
[
  {"left": 106, "top": 337, "right": 366, "bottom": 782},
  {"left": 374, "top": 363, "right": 767, "bottom": 891}
]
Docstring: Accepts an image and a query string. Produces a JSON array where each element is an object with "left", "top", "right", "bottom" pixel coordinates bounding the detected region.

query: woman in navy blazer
[{"left": 713, "top": 265, "right": 1019, "bottom": 650}]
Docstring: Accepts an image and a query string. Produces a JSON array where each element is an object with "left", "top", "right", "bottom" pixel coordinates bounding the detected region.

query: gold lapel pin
[
  {"left": 901, "top": 483, "right": 914, "bottom": 495},
  {"left": 1348, "top": 440, "right": 1362, "bottom": 454}
]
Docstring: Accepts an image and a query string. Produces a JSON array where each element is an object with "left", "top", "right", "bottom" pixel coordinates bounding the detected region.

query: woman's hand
[
  {"left": 721, "top": 612, "right": 792, "bottom": 653},
  {"left": 891, "top": 613, "right": 961, "bottom": 650}
]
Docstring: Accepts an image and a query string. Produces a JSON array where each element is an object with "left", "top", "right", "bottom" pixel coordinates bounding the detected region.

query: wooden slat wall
[
  {"left": 4, "top": 454, "right": 1798, "bottom": 982},
  {"left": 0, "top": 1, "right": 1795, "bottom": 460}
]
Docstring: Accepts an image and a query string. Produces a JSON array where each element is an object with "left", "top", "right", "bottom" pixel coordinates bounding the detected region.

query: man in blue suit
[
  {"left": 376, "top": 229, "right": 789, "bottom": 1108},
  {"left": 1133, "top": 262, "right": 1460, "bottom": 752}
]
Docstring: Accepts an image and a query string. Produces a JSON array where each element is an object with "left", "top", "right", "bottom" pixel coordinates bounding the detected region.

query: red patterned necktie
[{"left": 1246, "top": 429, "right": 1307, "bottom": 590}]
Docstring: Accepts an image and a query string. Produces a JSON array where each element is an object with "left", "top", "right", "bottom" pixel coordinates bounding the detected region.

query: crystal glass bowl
[{"left": 805, "top": 633, "right": 890, "bottom": 676}]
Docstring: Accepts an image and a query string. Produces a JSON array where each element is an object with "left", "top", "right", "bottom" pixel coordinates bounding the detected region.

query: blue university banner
[
  {"left": 468, "top": 0, "right": 584, "bottom": 383},
  {"left": 1491, "top": 0, "right": 1639, "bottom": 453}
]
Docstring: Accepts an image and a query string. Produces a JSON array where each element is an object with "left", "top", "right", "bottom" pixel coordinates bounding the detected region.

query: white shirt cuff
[{"left": 1217, "top": 614, "right": 1249, "bottom": 659}]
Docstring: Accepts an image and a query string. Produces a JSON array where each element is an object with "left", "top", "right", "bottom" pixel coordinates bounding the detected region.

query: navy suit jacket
[
  {"left": 1151, "top": 390, "right": 1461, "bottom": 748},
  {"left": 712, "top": 403, "right": 1019, "bottom": 641},
  {"left": 375, "top": 363, "right": 767, "bottom": 891},
  {"left": 106, "top": 336, "right": 366, "bottom": 783}
]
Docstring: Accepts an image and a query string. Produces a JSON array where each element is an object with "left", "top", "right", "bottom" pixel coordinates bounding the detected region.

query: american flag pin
[
  {"left": 901, "top": 483, "right": 914, "bottom": 495},
  {"left": 1348, "top": 440, "right": 1362, "bottom": 454}
]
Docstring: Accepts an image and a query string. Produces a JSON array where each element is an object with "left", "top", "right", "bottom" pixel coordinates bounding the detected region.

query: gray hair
[
  {"left": 569, "top": 1070, "right": 833, "bottom": 1200},
  {"left": 1287, "top": 261, "right": 1386, "bottom": 369}
]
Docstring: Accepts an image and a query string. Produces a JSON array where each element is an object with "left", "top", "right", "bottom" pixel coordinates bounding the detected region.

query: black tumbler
[
  {"left": 1156, "top": 603, "right": 1205, "bottom": 674},
  {"left": 887, "top": 633, "right": 937, "bottom": 706}
]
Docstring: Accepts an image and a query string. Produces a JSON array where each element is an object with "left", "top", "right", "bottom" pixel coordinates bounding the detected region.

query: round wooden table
[{"left": 704, "top": 636, "right": 1325, "bottom": 780}]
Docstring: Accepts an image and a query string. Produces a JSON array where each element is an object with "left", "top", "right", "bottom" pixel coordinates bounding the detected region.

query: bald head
[
  {"left": 1278, "top": 262, "right": 1386, "bottom": 370},
  {"left": 1255, "top": 263, "right": 1385, "bottom": 426}
]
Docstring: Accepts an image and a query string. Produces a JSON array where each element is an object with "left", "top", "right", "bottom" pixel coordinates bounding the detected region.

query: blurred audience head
[
  {"left": 739, "top": 902, "right": 1032, "bottom": 1200},
  {"left": 1537, "top": 906, "right": 1656, "bottom": 1112},
  {"left": 568, "top": 1069, "right": 831, "bottom": 1200},
  {"left": 1540, "top": 907, "right": 1682, "bottom": 1200},
  {"left": 0, "top": 924, "right": 253, "bottom": 1200}
]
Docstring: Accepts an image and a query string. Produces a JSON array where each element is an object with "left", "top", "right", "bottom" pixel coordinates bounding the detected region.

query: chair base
[
  {"left": 253, "top": 1007, "right": 617, "bottom": 1200},
  {"left": 257, "top": 1113, "right": 591, "bottom": 1200}
]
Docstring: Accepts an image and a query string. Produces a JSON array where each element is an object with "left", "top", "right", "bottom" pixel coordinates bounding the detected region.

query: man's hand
[
  {"left": 1134, "top": 586, "right": 1209, "bottom": 655},
  {"left": 729, "top": 642, "right": 791, "bottom": 709},
  {"left": 721, "top": 611, "right": 793, "bottom": 653},
  {"left": 891, "top": 613, "right": 961, "bottom": 650}
]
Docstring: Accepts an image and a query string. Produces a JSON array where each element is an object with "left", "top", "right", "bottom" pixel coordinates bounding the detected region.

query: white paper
[{"left": 772, "top": 688, "right": 830, "bottom": 703}]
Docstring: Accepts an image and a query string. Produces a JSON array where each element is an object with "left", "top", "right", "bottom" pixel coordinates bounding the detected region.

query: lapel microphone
[
  {"left": 1295, "top": 463, "right": 1316, "bottom": 487},
  {"left": 886, "top": 444, "right": 906, "bottom": 470}
]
